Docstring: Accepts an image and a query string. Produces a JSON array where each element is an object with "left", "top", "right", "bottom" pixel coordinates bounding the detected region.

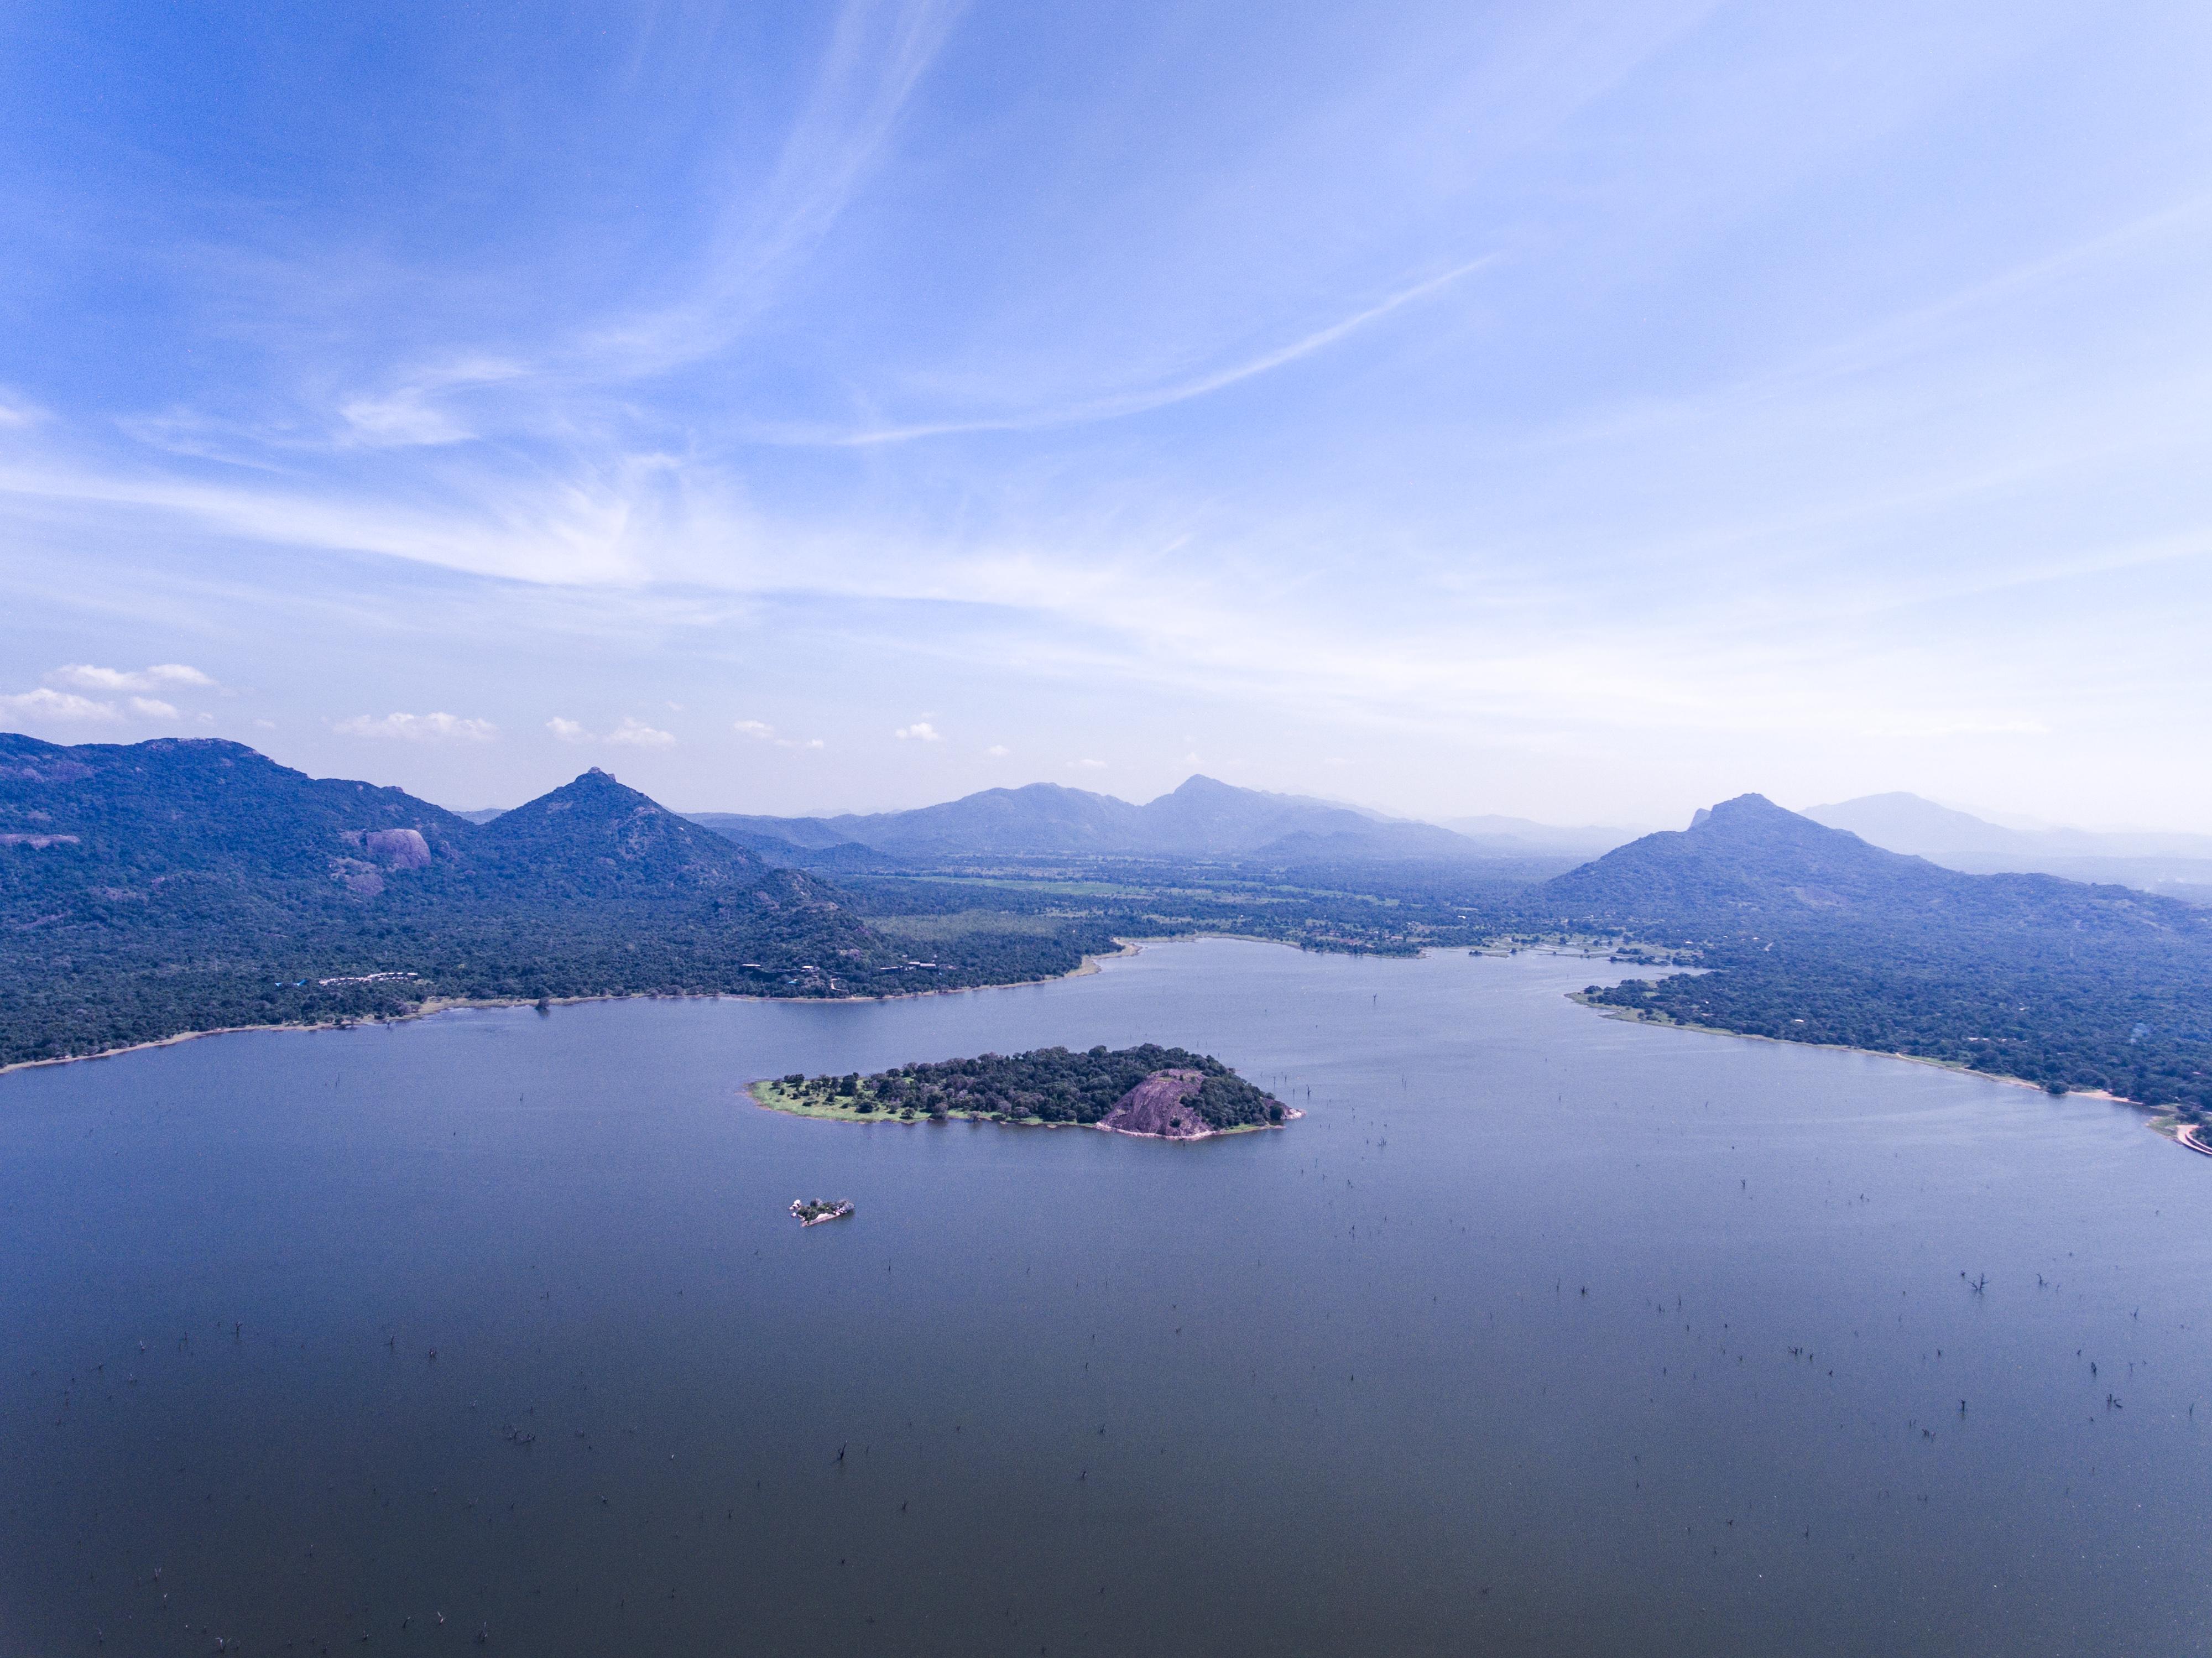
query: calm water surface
[{"left": 4, "top": 940, "right": 2209, "bottom": 1656}]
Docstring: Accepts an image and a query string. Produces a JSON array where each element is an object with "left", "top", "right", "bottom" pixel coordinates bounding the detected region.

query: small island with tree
[{"left": 750, "top": 1043, "right": 1296, "bottom": 1139}]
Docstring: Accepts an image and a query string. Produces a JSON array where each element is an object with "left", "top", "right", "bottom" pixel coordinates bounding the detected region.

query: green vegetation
[
  {"left": 753, "top": 1044, "right": 1284, "bottom": 1130},
  {"left": 0, "top": 737, "right": 1109, "bottom": 1068},
  {"left": 835, "top": 855, "right": 1537, "bottom": 958},
  {"left": 1534, "top": 795, "right": 2212, "bottom": 1114}
]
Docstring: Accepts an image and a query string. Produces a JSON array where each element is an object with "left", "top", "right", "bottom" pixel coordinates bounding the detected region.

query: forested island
[{"left": 750, "top": 1044, "right": 1292, "bottom": 1138}]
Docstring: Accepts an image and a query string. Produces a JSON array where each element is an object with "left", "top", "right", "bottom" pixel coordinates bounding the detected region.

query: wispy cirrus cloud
[
  {"left": 580, "top": 0, "right": 971, "bottom": 380},
  {"left": 801, "top": 254, "right": 1501, "bottom": 447}
]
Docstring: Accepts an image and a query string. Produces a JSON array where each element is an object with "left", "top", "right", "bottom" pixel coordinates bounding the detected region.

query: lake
[{"left": 4, "top": 939, "right": 2208, "bottom": 1656}]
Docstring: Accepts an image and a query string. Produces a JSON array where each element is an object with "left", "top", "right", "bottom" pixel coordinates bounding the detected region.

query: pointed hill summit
[
  {"left": 1536, "top": 792, "right": 2199, "bottom": 942},
  {"left": 472, "top": 767, "right": 779, "bottom": 899}
]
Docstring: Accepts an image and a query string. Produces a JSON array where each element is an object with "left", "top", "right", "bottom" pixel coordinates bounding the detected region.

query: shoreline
[
  {"left": 0, "top": 939, "right": 1157, "bottom": 1081},
  {"left": 1567, "top": 994, "right": 2178, "bottom": 1133},
  {"left": 0, "top": 932, "right": 1518, "bottom": 1082}
]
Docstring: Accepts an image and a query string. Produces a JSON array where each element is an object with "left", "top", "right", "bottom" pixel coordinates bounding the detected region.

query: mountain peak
[
  {"left": 478, "top": 768, "right": 766, "bottom": 894},
  {"left": 525, "top": 767, "right": 662, "bottom": 814},
  {"left": 1540, "top": 792, "right": 1941, "bottom": 920},
  {"left": 1689, "top": 792, "right": 1788, "bottom": 830}
]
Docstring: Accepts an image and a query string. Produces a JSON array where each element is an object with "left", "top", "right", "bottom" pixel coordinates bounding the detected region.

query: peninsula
[{"left": 750, "top": 1043, "right": 1294, "bottom": 1138}]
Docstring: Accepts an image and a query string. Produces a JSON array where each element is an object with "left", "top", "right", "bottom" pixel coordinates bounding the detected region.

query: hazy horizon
[{"left": 5, "top": 3, "right": 2209, "bottom": 831}]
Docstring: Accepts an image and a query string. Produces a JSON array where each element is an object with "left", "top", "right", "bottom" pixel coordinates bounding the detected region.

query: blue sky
[{"left": 3, "top": 1, "right": 2209, "bottom": 826}]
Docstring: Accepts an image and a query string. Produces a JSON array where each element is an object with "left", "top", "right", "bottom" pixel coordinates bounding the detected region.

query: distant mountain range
[
  {"left": 690, "top": 775, "right": 1606, "bottom": 864},
  {"left": 1438, "top": 814, "right": 1640, "bottom": 858},
  {"left": 1544, "top": 795, "right": 2212, "bottom": 1111},
  {"left": 1806, "top": 792, "right": 2212, "bottom": 901}
]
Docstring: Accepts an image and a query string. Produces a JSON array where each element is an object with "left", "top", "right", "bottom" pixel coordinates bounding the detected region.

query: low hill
[{"left": 1533, "top": 795, "right": 2212, "bottom": 1112}]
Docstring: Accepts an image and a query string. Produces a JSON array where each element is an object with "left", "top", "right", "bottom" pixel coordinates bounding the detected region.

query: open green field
[{"left": 860, "top": 910, "right": 1074, "bottom": 940}]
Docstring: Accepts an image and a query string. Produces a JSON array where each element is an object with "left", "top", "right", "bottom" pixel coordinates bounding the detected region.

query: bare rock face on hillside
[
  {"left": 362, "top": 827, "right": 432, "bottom": 868},
  {"left": 1098, "top": 1069, "right": 1213, "bottom": 1139}
]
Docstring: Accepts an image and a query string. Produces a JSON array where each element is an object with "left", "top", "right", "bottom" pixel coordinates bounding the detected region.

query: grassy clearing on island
[{"left": 749, "top": 1078, "right": 988, "bottom": 1124}]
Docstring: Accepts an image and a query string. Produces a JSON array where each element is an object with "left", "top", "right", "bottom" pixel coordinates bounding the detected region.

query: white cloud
[
  {"left": 128, "top": 697, "right": 180, "bottom": 719},
  {"left": 987, "top": 744, "right": 1010, "bottom": 757},
  {"left": 546, "top": 716, "right": 591, "bottom": 742},
  {"left": 608, "top": 716, "right": 676, "bottom": 749},
  {"left": 737, "top": 717, "right": 825, "bottom": 751},
  {"left": 0, "top": 687, "right": 118, "bottom": 721},
  {"left": 51, "top": 663, "right": 216, "bottom": 693},
  {"left": 1074, "top": 757, "right": 1107, "bottom": 769},
  {"left": 894, "top": 721, "right": 942, "bottom": 742},
  {"left": 336, "top": 711, "right": 498, "bottom": 742}
]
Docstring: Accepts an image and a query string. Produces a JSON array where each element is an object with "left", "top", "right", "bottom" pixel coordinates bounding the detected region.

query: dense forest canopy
[
  {"left": 1538, "top": 796, "right": 2212, "bottom": 1115},
  {"left": 0, "top": 737, "right": 1099, "bottom": 1066}
]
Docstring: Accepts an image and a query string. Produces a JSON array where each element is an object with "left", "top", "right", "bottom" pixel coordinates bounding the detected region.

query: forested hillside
[
  {"left": 1536, "top": 795, "right": 2212, "bottom": 1113},
  {"left": 0, "top": 738, "right": 1087, "bottom": 1066}
]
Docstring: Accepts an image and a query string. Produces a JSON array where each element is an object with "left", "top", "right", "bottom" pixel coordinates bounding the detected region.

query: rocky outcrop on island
[{"left": 1098, "top": 1068, "right": 1220, "bottom": 1139}]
